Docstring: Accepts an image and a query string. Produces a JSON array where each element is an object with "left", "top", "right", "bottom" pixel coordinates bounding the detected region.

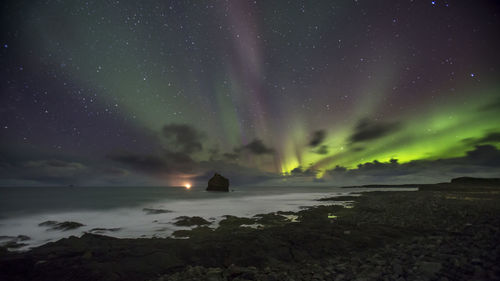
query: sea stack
[{"left": 206, "top": 173, "right": 229, "bottom": 192}]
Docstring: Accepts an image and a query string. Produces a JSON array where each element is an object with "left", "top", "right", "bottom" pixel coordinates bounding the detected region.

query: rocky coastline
[{"left": 1, "top": 178, "right": 499, "bottom": 281}]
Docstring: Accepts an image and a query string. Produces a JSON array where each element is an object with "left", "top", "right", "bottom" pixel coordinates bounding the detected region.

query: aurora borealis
[{"left": 1, "top": 0, "right": 499, "bottom": 186}]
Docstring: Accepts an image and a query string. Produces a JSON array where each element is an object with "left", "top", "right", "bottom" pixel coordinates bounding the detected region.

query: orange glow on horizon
[{"left": 184, "top": 183, "right": 192, "bottom": 189}]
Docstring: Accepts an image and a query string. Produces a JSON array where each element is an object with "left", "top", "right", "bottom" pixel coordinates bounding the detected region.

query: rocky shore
[{"left": 1, "top": 178, "right": 499, "bottom": 281}]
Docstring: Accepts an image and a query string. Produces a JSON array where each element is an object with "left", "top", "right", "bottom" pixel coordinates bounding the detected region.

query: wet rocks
[
  {"left": 173, "top": 216, "right": 211, "bottom": 227},
  {"left": 38, "top": 220, "right": 84, "bottom": 231},
  {"left": 88, "top": 227, "right": 121, "bottom": 234},
  {"left": 2, "top": 180, "right": 500, "bottom": 281},
  {"left": 143, "top": 208, "right": 173, "bottom": 214},
  {"left": 206, "top": 173, "right": 229, "bottom": 192},
  {"left": 0, "top": 235, "right": 30, "bottom": 249},
  {"left": 418, "top": 261, "right": 442, "bottom": 279}
]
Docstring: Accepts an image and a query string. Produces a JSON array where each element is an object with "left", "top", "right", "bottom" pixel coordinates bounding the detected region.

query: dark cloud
[
  {"left": 323, "top": 145, "right": 500, "bottom": 186},
  {"left": 162, "top": 124, "right": 203, "bottom": 154},
  {"left": 223, "top": 152, "right": 239, "bottom": 161},
  {"left": 331, "top": 165, "right": 347, "bottom": 173},
  {"left": 465, "top": 145, "right": 500, "bottom": 166},
  {"left": 238, "top": 139, "right": 274, "bottom": 155},
  {"left": 0, "top": 159, "right": 90, "bottom": 185},
  {"left": 108, "top": 149, "right": 196, "bottom": 176},
  {"left": 480, "top": 132, "right": 500, "bottom": 143},
  {"left": 196, "top": 160, "right": 278, "bottom": 185},
  {"left": 349, "top": 119, "right": 401, "bottom": 144},
  {"left": 475, "top": 132, "right": 500, "bottom": 144},
  {"left": 309, "top": 130, "right": 326, "bottom": 147},
  {"left": 315, "top": 145, "right": 329, "bottom": 155},
  {"left": 108, "top": 153, "right": 167, "bottom": 173},
  {"left": 289, "top": 166, "right": 319, "bottom": 177},
  {"left": 106, "top": 123, "right": 205, "bottom": 179},
  {"left": 464, "top": 132, "right": 500, "bottom": 145}
]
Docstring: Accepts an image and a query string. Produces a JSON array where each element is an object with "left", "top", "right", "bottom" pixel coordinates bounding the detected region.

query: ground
[{"left": 0, "top": 179, "right": 499, "bottom": 281}]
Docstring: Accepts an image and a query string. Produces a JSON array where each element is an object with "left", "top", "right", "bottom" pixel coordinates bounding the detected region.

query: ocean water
[{"left": 0, "top": 185, "right": 417, "bottom": 250}]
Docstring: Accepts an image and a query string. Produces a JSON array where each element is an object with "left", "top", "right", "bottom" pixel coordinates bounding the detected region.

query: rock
[
  {"left": 143, "top": 208, "right": 173, "bottom": 214},
  {"left": 206, "top": 267, "right": 223, "bottom": 281},
  {"left": 16, "top": 235, "right": 31, "bottom": 241},
  {"left": 174, "top": 216, "right": 211, "bottom": 227},
  {"left": 418, "top": 261, "right": 442, "bottom": 278},
  {"left": 82, "top": 251, "right": 93, "bottom": 259},
  {"left": 393, "top": 262, "right": 403, "bottom": 276},
  {"left": 206, "top": 173, "right": 229, "bottom": 192},
  {"left": 38, "top": 220, "right": 85, "bottom": 231},
  {"left": 88, "top": 227, "right": 121, "bottom": 234}
]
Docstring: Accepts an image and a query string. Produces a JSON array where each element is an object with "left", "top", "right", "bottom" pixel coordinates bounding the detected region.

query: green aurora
[{"left": 1, "top": 0, "right": 499, "bottom": 186}]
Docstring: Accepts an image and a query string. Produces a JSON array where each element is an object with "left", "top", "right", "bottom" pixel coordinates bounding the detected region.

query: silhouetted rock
[{"left": 206, "top": 173, "right": 229, "bottom": 192}]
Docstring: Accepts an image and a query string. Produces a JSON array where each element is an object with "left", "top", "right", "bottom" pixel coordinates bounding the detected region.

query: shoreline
[
  {"left": 0, "top": 187, "right": 414, "bottom": 251},
  {"left": 1, "top": 178, "right": 500, "bottom": 281}
]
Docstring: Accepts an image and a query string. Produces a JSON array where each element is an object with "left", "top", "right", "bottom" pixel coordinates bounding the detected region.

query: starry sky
[{"left": 1, "top": 0, "right": 500, "bottom": 187}]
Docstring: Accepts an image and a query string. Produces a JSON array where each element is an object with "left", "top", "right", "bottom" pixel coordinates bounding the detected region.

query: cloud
[
  {"left": 237, "top": 139, "right": 274, "bottom": 155},
  {"left": 348, "top": 118, "right": 400, "bottom": 144},
  {"left": 108, "top": 153, "right": 168, "bottom": 173},
  {"left": 322, "top": 145, "right": 500, "bottom": 186},
  {"left": 108, "top": 150, "right": 196, "bottom": 175},
  {"left": 22, "top": 159, "right": 88, "bottom": 178},
  {"left": 162, "top": 124, "right": 204, "bottom": 154},
  {"left": 315, "top": 145, "right": 329, "bottom": 155},
  {"left": 289, "top": 166, "right": 319, "bottom": 177},
  {"left": 309, "top": 130, "right": 326, "bottom": 147},
  {"left": 196, "top": 160, "right": 278, "bottom": 185},
  {"left": 0, "top": 159, "right": 91, "bottom": 185},
  {"left": 223, "top": 152, "right": 240, "bottom": 161},
  {"left": 463, "top": 132, "right": 500, "bottom": 145},
  {"left": 465, "top": 144, "right": 500, "bottom": 166}
]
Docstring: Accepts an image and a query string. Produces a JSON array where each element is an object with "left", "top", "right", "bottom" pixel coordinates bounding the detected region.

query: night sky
[{"left": 1, "top": 0, "right": 500, "bottom": 187}]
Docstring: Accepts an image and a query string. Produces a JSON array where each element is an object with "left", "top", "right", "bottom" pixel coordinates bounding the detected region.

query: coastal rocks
[
  {"left": 206, "top": 173, "right": 229, "bottom": 192},
  {"left": 218, "top": 216, "right": 256, "bottom": 229},
  {"left": 3, "top": 180, "right": 500, "bottom": 281},
  {"left": 418, "top": 261, "right": 442, "bottom": 278},
  {"left": 174, "top": 216, "right": 211, "bottom": 227},
  {"left": 0, "top": 235, "right": 30, "bottom": 249},
  {"left": 143, "top": 208, "right": 173, "bottom": 214},
  {"left": 38, "top": 220, "right": 84, "bottom": 231},
  {"left": 88, "top": 227, "right": 121, "bottom": 234}
]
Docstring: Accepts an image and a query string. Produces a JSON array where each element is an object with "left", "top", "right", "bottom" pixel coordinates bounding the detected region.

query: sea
[{"left": 0, "top": 185, "right": 418, "bottom": 251}]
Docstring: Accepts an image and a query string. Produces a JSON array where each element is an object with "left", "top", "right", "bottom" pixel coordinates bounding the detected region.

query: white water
[{"left": 0, "top": 186, "right": 417, "bottom": 250}]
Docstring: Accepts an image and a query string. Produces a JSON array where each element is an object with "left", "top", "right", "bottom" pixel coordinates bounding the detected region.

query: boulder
[{"left": 206, "top": 173, "right": 229, "bottom": 192}]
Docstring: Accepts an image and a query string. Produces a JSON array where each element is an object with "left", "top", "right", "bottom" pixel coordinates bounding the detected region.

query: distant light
[
  {"left": 431, "top": 1, "right": 436, "bottom": 5},
  {"left": 3, "top": 44, "right": 7, "bottom": 48},
  {"left": 184, "top": 183, "right": 191, "bottom": 189},
  {"left": 470, "top": 73, "right": 475, "bottom": 77}
]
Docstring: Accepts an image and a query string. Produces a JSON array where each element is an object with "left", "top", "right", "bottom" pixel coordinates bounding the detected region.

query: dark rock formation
[
  {"left": 173, "top": 216, "right": 211, "bottom": 227},
  {"left": 206, "top": 173, "right": 229, "bottom": 192}
]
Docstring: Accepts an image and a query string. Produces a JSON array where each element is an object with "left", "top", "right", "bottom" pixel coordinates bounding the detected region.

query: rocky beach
[{"left": 1, "top": 178, "right": 499, "bottom": 281}]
